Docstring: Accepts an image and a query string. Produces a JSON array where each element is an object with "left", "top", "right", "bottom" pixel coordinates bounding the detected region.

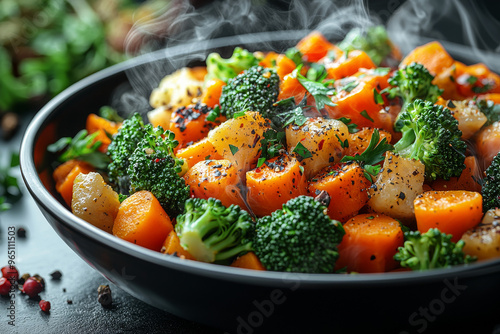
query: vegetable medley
[{"left": 48, "top": 26, "right": 500, "bottom": 274}]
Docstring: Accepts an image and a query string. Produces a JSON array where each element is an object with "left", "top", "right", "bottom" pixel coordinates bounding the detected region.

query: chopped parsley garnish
[
  {"left": 466, "top": 75, "right": 478, "bottom": 85},
  {"left": 229, "top": 144, "right": 239, "bottom": 155},
  {"left": 373, "top": 88, "right": 384, "bottom": 105},
  {"left": 259, "top": 130, "right": 286, "bottom": 161},
  {"left": 340, "top": 129, "right": 393, "bottom": 181},
  {"left": 232, "top": 110, "right": 246, "bottom": 118},
  {"left": 293, "top": 142, "right": 312, "bottom": 159},
  {"left": 360, "top": 110, "right": 374, "bottom": 122},
  {"left": 338, "top": 117, "right": 359, "bottom": 134},
  {"left": 206, "top": 105, "right": 221, "bottom": 122},
  {"left": 285, "top": 47, "right": 303, "bottom": 66},
  {"left": 47, "top": 129, "right": 110, "bottom": 169},
  {"left": 371, "top": 67, "right": 391, "bottom": 76},
  {"left": 335, "top": 134, "right": 349, "bottom": 149},
  {"left": 341, "top": 81, "right": 359, "bottom": 93},
  {"left": 296, "top": 65, "right": 336, "bottom": 110}
]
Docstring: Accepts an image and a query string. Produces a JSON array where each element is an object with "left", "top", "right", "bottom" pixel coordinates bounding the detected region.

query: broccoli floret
[
  {"left": 107, "top": 113, "right": 146, "bottom": 192},
  {"left": 253, "top": 196, "right": 345, "bottom": 273},
  {"left": 219, "top": 65, "right": 280, "bottom": 118},
  {"left": 393, "top": 99, "right": 466, "bottom": 180},
  {"left": 128, "top": 126, "right": 189, "bottom": 217},
  {"left": 384, "top": 62, "right": 443, "bottom": 105},
  {"left": 482, "top": 151, "right": 500, "bottom": 211},
  {"left": 175, "top": 198, "right": 254, "bottom": 263},
  {"left": 394, "top": 228, "right": 475, "bottom": 271},
  {"left": 205, "top": 47, "right": 259, "bottom": 82},
  {"left": 338, "top": 25, "right": 392, "bottom": 66}
]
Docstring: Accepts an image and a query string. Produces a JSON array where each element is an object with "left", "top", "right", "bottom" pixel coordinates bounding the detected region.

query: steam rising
[
  {"left": 388, "top": 0, "right": 500, "bottom": 72},
  {"left": 116, "top": 0, "right": 500, "bottom": 115},
  {"left": 118, "top": 0, "right": 381, "bottom": 115}
]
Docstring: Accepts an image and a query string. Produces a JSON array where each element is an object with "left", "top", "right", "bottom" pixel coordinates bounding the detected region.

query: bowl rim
[{"left": 19, "top": 30, "right": 500, "bottom": 288}]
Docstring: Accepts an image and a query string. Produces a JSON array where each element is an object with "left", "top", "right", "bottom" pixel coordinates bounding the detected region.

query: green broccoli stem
[
  {"left": 393, "top": 127, "right": 415, "bottom": 154},
  {"left": 214, "top": 241, "right": 252, "bottom": 262},
  {"left": 190, "top": 210, "right": 223, "bottom": 239},
  {"left": 429, "top": 240, "right": 442, "bottom": 269},
  {"left": 204, "top": 222, "right": 248, "bottom": 254},
  {"left": 410, "top": 241, "right": 428, "bottom": 270}
]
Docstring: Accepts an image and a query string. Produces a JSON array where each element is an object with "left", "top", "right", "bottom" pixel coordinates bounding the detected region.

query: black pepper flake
[
  {"left": 447, "top": 100, "right": 456, "bottom": 109},
  {"left": 370, "top": 255, "right": 376, "bottom": 261},
  {"left": 50, "top": 270, "right": 62, "bottom": 280},
  {"left": 212, "top": 164, "right": 223, "bottom": 168},
  {"left": 399, "top": 192, "right": 406, "bottom": 200},
  {"left": 329, "top": 156, "right": 334, "bottom": 163},
  {"left": 214, "top": 170, "right": 222, "bottom": 177},
  {"left": 252, "top": 134, "right": 261, "bottom": 148},
  {"left": 67, "top": 300, "right": 73, "bottom": 305},
  {"left": 17, "top": 227, "right": 26, "bottom": 238},
  {"left": 97, "top": 285, "right": 112, "bottom": 308}
]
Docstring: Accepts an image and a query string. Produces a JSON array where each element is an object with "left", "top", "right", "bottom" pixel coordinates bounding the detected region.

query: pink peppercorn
[
  {"left": 1, "top": 265, "right": 19, "bottom": 282},
  {"left": 0, "top": 277, "right": 12, "bottom": 296},
  {"left": 23, "top": 277, "right": 43, "bottom": 298},
  {"left": 39, "top": 300, "right": 51, "bottom": 312}
]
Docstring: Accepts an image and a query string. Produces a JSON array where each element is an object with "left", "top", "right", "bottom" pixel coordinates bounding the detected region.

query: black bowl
[{"left": 20, "top": 31, "right": 500, "bottom": 333}]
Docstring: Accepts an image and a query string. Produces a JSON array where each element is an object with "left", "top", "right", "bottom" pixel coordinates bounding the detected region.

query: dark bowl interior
[{"left": 20, "top": 31, "right": 500, "bottom": 332}]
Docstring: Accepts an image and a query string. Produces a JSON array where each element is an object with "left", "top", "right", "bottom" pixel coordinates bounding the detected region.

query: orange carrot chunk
[
  {"left": 183, "top": 159, "right": 246, "bottom": 209},
  {"left": 85, "top": 113, "right": 121, "bottom": 153},
  {"left": 169, "top": 103, "right": 225, "bottom": 148},
  {"left": 53, "top": 160, "right": 94, "bottom": 206},
  {"left": 414, "top": 191, "right": 483, "bottom": 242},
  {"left": 478, "top": 93, "right": 500, "bottom": 105},
  {"left": 161, "top": 230, "right": 195, "bottom": 260},
  {"left": 431, "top": 156, "right": 481, "bottom": 192},
  {"left": 296, "top": 31, "right": 339, "bottom": 62},
  {"left": 325, "top": 50, "right": 376, "bottom": 80},
  {"left": 201, "top": 79, "right": 226, "bottom": 108},
  {"left": 113, "top": 190, "right": 174, "bottom": 251},
  {"left": 309, "top": 163, "right": 371, "bottom": 223},
  {"left": 231, "top": 252, "right": 266, "bottom": 270},
  {"left": 277, "top": 72, "right": 308, "bottom": 104},
  {"left": 326, "top": 80, "right": 387, "bottom": 129},
  {"left": 176, "top": 137, "right": 223, "bottom": 169},
  {"left": 476, "top": 121, "right": 500, "bottom": 169},
  {"left": 344, "top": 127, "right": 392, "bottom": 157},
  {"left": 456, "top": 63, "right": 500, "bottom": 97},
  {"left": 275, "top": 54, "right": 297, "bottom": 80},
  {"left": 335, "top": 213, "right": 404, "bottom": 273},
  {"left": 400, "top": 41, "right": 454, "bottom": 76},
  {"left": 246, "top": 154, "right": 308, "bottom": 217}
]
